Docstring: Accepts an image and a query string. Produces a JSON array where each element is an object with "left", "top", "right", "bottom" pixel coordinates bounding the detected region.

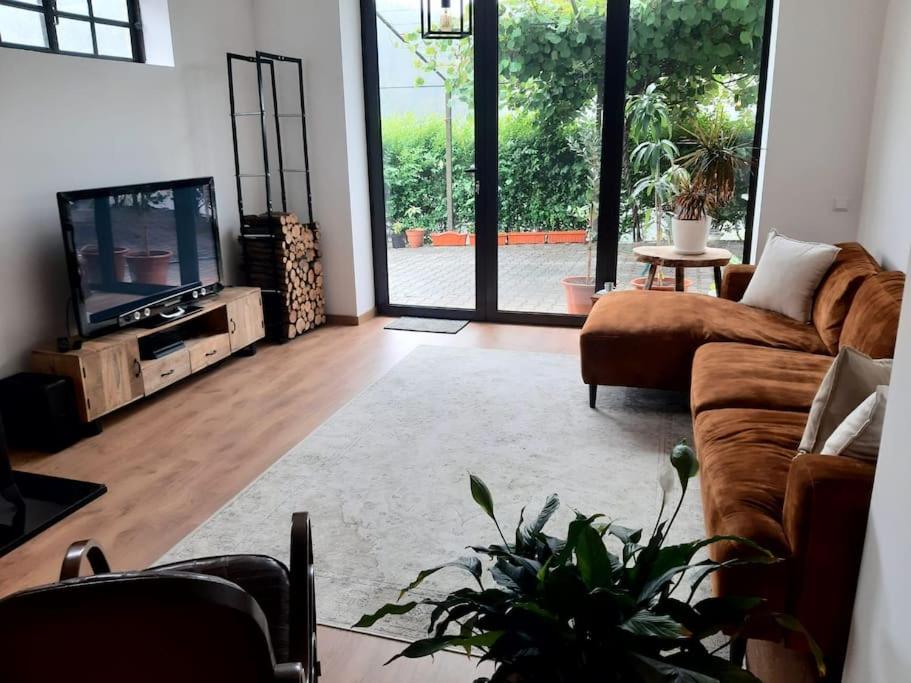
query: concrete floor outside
[{"left": 387, "top": 240, "right": 744, "bottom": 314}]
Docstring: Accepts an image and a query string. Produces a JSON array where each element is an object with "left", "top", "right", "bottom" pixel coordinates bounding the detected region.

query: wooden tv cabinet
[{"left": 32, "top": 287, "right": 265, "bottom": 423}]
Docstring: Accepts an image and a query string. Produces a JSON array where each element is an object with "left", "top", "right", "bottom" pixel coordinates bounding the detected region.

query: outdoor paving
[{"left": 387, "top": 240, "right": 744, "bottom": 314}]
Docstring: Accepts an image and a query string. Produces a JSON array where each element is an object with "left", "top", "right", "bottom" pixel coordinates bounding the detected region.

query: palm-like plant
[
  {"left": 676, "top": 113, "right": 753, "bottom": 208},
  {"left": 355, "top": 442, "right": 824, "bottom": 683}
]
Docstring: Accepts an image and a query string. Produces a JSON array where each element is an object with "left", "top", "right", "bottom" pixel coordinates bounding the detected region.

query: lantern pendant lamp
[{"left": 421, "top": 0, "right": 472, "bottom": 39}]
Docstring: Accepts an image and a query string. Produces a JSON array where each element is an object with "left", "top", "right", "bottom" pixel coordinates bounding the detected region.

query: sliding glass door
[{"left": 362, "top": 0, "right": 772, "bottom": 321}]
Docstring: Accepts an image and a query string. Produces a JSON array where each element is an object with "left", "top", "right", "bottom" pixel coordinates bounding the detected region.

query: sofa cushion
[
  {"left": 839, "top": 271, "right": 905, "bottom": 358},
  {"left": 696, "top": 408, "right": 807, "bottom": 609},
  {"left": 691, "top": 343, "right": 832, "bottom": 418},
  {"left": 811, "top": 242, "right": 880, "bottom": 354},
  {"left": 581, "top": 291, "right": 829, "bottom": 391}
]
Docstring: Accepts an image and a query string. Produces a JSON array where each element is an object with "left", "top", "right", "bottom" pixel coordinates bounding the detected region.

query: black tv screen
[{"left": 58, "top": 177, "right": 223, "bottom": 336}]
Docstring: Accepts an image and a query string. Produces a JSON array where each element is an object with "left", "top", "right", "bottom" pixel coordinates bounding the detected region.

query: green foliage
[
  {"left": 355, "top": 441, "right": 825, "bottom": 682},
  {"left": 382, "top": 113, "right": 590, "bottom": 232}
]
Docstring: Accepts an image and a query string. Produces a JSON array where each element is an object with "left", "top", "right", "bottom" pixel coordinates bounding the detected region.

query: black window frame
[{"left": 0, "top": 0, "right": 145, "bottom": 63}]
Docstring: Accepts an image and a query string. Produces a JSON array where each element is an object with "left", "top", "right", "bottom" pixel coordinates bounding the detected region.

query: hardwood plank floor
[{"left": 3, "top": 318, "right": 579, "bottom": 681}]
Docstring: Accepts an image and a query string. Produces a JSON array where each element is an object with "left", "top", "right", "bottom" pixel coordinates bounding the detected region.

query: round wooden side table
[{"left": 633, "top": 246, "right": 733, "bottom": 294}]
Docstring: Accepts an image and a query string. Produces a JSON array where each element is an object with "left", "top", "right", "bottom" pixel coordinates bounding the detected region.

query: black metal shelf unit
[{"left": 226, "top": 50, "right": 316, "bottom": 342}]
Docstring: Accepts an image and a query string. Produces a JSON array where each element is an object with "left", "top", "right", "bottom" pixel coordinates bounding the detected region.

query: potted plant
[
  {"left": 560, "top": 102, "right": 601, "bottom": 314},
  {"left": 355, "top": 442, "right": 825, "bottom": 683},
  {"left": 390, "top": 221, "right": 408, "bottom": 249},
  {"left": 670, "top": 173, "right": 713, "bottom": 255},
  {"left": 79, "top": 244, "right": 129, "bottom": 283},
  {"left": 404, "top": 207, "right": 426, "bottom": 248},
  {"left": 671, "top": 114, "right": 752, "bottom": 255},
  {"left": 356, "top": 441, "right": 824, "bottom": 682},
  {"left": 126, "top": 226, "right": 172, "bottom": 285}
]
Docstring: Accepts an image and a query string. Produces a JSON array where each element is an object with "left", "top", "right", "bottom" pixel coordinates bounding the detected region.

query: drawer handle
[
  {"left": 160, "top": 369, "right": 175, "bottom": 378},
  {"left": 230, "top": 318, "right": 237, "bottom": 334},
  {"left": 133, "top": 359, "right": 141, "bottom": 378},
  {"left": 205, "top": 350, "right": 218, "bottom": 357}
]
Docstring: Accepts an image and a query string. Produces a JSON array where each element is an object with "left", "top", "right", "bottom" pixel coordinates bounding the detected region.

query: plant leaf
[
  {"left": 620, "top": 610, "right": 688, "bottom": 639},
  {"left": 774, "top": 614, "right": 827, "bottom": 678},
  {"left": 354, "top": 601, "right": 418, "bottom": 629},
  {"left": 399, "top": 556, "right": 483, "bottom": 599},
  {"left": 575, "top": 523, "right": 614, "bottom": 589},
  {"left": 387, "top": 631, "right": 504, "bottom": 664}
]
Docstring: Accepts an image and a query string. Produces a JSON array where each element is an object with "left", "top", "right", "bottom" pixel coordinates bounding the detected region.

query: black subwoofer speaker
[{"left": 0, "top": 373, "right": 86, "bottom": 453}]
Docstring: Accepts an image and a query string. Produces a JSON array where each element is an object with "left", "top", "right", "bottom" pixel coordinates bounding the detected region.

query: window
[{"left": 0, "top": 0, "right": 144, "bottom": 62}]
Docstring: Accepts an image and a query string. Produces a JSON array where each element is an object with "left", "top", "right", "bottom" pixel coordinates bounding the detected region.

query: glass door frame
[{"left": 360, "top": 0, "right": 774, "bottom": 325}]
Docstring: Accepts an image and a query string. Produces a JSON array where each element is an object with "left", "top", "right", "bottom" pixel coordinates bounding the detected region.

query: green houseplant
[
  {"left": 356, "top": 441, "right": 823, "bottom": 682},
  {"left": 390, "top": 221, "right": 408, "bottom": 249},
  {"left": 671, "top": 114, "right": 752, "bottom": 255},
  {"left": 404, "top": 206, "right": 426, "bottom": 248}
]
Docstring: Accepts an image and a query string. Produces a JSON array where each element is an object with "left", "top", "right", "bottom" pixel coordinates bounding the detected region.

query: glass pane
[
  {"left": 376, "top": 0, "right": 476, "bottom": 311},
  {"left": 57, "top": 17, "right": 93, "bottom": 53},
  {"left": 497, "top": 0, "right": 606, "bottom": 315},
  {"left": 96, "top": 23, "right": 131, "bottom": 57},
  {"left": 617, "top": 1, "right": 770, "bottom": 295},
  {"left": 0, "top": 6, "right": 48, "bottom": 47},
  {"left": 57, "top": 0, "right": 89, "bottom": 16},
  {"left": 92, "top": 0, "right": 129, "bottom": 22}
]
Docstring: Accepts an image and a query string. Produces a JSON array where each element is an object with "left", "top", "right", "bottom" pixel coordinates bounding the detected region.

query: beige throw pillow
[
  {"left": 740, "top": 230, "right": 840, "bottom": 322},
  {"left": 822, "top": 386, "right": 888, "bottom": 461},
  {"left": 799, "top": 346, "right": 893, "bottom": 453}
]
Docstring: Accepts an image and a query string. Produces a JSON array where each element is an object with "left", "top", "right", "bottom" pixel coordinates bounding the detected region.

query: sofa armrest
[
  {"left": 782, "top": 454, "right": 875, "bottom": 674},
  {"left": 720, "top": 264, "right": 755, "bottom": 301}
]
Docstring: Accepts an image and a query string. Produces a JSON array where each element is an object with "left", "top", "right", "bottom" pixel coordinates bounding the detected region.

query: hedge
[{"left": 381, "top": 113, "right": 591, "bottom": 233}]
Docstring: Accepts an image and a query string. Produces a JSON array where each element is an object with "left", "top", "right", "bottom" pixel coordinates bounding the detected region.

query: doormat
[{"left": 384, "top": 317, "right": 469, "bottom": 334}]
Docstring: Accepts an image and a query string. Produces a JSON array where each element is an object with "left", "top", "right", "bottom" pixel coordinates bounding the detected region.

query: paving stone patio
[{"left": 387, "top": 240, "right": 744, "bottom": 314}]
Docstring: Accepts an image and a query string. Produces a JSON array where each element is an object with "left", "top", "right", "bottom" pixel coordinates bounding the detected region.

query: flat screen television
[{"left": 58, "top": 177, "right": 224, "bottom": 337}]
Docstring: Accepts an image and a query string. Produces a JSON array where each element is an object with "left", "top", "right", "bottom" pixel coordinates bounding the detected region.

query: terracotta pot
[
  {"left": 630, "top": 275, "right": 694, "bottom": 292},
  {"left": 672, "top": 215, "right": 711, "bottom": 254},
  {"left": 467, "top": 233, "right": 508, "bottom": 246},
  {"left": 126, "top": 250, "right": 172, "bottom": 286},
  {"left": 431, "top": 231, "right": 468, "bottom": 247},
  {"left": 546, "top": 230, "right": 587, "bottom": 244},
  {"left": 405, "top": 229, "right": 425, "bottom": 248},
  {"left": 390, "top": 233, "right": 407, "bottom": 249},
  {"left": 561, "top": 276, "right": 596, "bottom": 314},
  {"left": 508, "top": 231, "right": 546, "bottom": 245},
  {"left": 79, "top": 245, "right": 128, "bottom": 283}
]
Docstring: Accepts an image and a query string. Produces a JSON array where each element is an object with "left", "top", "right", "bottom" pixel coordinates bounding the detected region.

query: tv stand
[{"left": 32, "top": 287, "right": 265, "bottom": 423}]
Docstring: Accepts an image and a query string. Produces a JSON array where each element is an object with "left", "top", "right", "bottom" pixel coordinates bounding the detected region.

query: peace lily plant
[{"left": 356, "top": 441, "right": 823, "bottom": 683}]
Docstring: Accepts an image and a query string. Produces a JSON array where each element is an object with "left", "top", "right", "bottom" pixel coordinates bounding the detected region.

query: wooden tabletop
[{"left": 633, "top": 245, "right": 733, "bottom": 268}]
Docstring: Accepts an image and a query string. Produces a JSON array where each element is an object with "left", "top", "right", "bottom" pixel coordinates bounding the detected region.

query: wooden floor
[{"left": 4, "top": 317, "right": 579, "bottom": 682}]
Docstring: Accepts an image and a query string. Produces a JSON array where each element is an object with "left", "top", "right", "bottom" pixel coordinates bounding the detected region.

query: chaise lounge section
[{"left": 580, "top": 242, "right": 905, "bottom": 678}]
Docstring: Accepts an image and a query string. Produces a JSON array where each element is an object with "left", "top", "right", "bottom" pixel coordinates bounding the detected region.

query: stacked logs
[{"left": 240, "top": 212, "right": 326, "bottom": 340}]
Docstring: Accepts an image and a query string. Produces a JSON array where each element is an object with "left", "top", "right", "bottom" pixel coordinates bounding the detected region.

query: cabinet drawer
[
  {"left": 187, "top": 333, "right": 232, "bottom": 372},
  {"left": 141, "top": 350, "right": 191, "bottom": 395}
]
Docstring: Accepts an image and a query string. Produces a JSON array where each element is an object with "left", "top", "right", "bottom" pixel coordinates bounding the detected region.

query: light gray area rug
[
  {"left": 384, "top": 316, "right": 470, "bottom": 334},
  {"left": 161, "top": 345, "right": 705, "bottom": 641}
]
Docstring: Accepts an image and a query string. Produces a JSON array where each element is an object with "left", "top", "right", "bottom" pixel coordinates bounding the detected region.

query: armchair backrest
[{"left": 0, "top": 571, "right": 282, "bottom": 683}]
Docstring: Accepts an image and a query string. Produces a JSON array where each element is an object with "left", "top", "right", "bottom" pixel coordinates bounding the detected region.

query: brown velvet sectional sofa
[{"left": 580, "top": 243, "right": 905, "bottom": 679}]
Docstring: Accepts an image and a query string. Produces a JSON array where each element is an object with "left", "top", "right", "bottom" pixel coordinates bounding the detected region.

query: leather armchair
[{"left": 0, "top": 513, "right": 319, "bottom": 683}]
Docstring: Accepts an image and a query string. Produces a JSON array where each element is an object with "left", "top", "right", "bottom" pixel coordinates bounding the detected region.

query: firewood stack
[{"left": 239, "top": 212, "right": 326, "bottom": 341}]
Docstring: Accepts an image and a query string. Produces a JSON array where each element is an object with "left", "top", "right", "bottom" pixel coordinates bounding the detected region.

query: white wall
[
  {"left": 0, "top": 0, "right": 257, "bottom": 376},
  {"left": 844, "top": 251, "right": 911, "bottom": 681},
  {"left": 253, "top": 0, "right": 375, "bottom": 320},
  {"left": 854, "top": 0, "right": 911, "bottom": 271},
  {"left": 843, "top": 1, "right": 911, "bottom": 678},
  {"left": 753, "top": 0, "right": 889, "bottom": 258}
]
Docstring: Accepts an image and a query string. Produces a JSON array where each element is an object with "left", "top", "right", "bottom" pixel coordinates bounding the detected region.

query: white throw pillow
[
  {"left": 740, "top": 230, "right": 840, "bottom": 322},
  {"left": 822, "top": 386, "right": 888, "bottom": 461},
  {"left": 799, "top": 347, "right": 893, "bottom": 453}
]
